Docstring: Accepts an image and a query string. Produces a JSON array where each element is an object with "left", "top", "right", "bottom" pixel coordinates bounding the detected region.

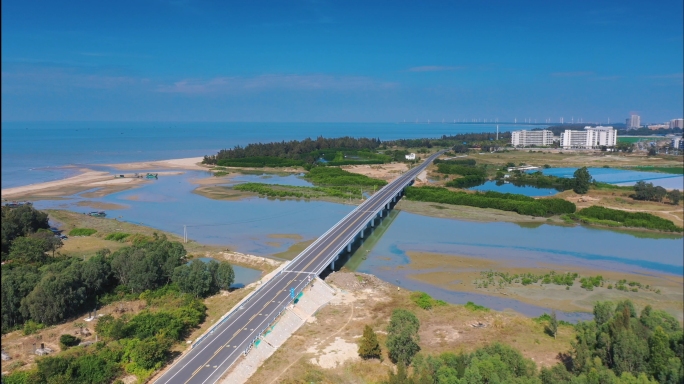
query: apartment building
[
  {"left": 560, "top": 126, "right": 617, "bottom": 149},
  {"left": 511, "top": 130, "right": 554, "bottom": 147}
]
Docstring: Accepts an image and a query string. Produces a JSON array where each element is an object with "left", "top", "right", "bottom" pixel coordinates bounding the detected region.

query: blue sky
[{"left": 2, "top": 0, "right": 682, "bottom": 123}]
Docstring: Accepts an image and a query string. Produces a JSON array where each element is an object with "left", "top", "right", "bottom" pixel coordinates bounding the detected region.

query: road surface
[{"left": 155, "top": 151, "right": 443, "bottom": 384}]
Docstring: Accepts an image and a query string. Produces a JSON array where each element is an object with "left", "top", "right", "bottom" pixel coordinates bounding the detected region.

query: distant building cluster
[
  {"left": 511, "top": 130, "right": 553, "bottom": 147},
  {"left": 626, "top": 114, "right": 641, "bottom": 129},
  {"left": 670, "top": 118, "right": 684, "bottom": 129},
  {"left": 624, "top": 114, "right": 682, "bottom": 130},
  {"left": 560, "top": 126, "right": 617, "bottom": 149}
]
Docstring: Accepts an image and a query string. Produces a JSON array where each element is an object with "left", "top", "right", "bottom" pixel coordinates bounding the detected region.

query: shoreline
[{"left": 1, "top": 156, "right": 206, "bottom": 199}]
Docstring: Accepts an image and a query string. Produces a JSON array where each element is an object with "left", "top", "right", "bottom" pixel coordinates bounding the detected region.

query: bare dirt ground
[
  {"left": 341, "top": 163, "right": 409, "bottom": 182},
  {"left": 246, "top": 271, "right": 575, "bottom": 383}
]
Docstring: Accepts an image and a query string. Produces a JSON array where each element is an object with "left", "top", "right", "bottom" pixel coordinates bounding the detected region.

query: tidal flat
[{"left": 402, "top": 252, "right": 683, "bottom": 320}]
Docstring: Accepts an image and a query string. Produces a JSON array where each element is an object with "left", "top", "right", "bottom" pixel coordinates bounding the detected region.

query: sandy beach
[
  {"left": 1, "top": 157, "right": 205, "bottom": 199},
  {"left": 106, "top": 156, "right": 207, "bottom": 171}
]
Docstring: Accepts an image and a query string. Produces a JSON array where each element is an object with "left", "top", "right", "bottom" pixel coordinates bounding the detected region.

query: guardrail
[{"left": 169, "top": 151, "right": 443, "bottom": 381}]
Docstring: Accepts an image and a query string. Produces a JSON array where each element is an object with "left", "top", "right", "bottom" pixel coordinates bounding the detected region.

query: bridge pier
[
  {"left": 346, "top": 243, "right": 352, "bottom": 253},
  {"left": 360, "top": 227, "right": 365, "bottom": 239},
  {"left": 370, "top": 218, "right": 375, "bottom": 227}
]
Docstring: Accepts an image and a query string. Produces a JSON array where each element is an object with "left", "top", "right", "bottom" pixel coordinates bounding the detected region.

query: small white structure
[{"left": 405, "top": 153, "right": 416, "bottom": 160}]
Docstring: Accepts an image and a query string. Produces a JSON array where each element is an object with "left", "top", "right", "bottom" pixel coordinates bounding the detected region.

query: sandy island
[{"left": 1, "top": 157, "right": 206, "bottom": 200}]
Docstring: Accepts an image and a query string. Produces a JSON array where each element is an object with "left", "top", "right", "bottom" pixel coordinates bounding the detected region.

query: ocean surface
[{"left": 1, "top": 121, "right": 521, "bottom": 188}]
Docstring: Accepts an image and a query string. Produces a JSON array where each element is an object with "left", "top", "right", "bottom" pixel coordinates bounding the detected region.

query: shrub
[
  {"left": 23, "top": 320, "right": 44, "bottom": 335},
  {"left": 577, "top": 206, "right": 682, "bottom": 232},
  {"left": 464, "top": 301, "right": 489, "bottom": 312},
  {"left": 59, "top": 334, "right": 81, "bottom": 350},
  {"left": 68, "top": 228, "right": 97, "bottom": 236},
  {"left": 105, "top": 233, "right": 131, "bottom": 241}
]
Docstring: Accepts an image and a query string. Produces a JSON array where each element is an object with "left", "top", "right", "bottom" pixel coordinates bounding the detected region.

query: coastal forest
[
  {"left": 1, "top": 205, "right": 235, "bottom": 383},
  {"left": 201, "top": 133, "right": 512, "bottom": 168}
]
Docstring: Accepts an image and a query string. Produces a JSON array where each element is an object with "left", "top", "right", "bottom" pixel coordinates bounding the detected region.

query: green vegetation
[
  {"left": 212, "top": 170, "right": 229, "bottom": 177},
  {"left": 172, "top": 259, "right": 235, "bottom": 298},
  {"left": 3, "top": 287, "right": 207, "bottom": 383},
  {"left": 574, "top": 206, "right": 683, "bottom": 232},
  {"left": 68, "top": 228, "right": 98, "bottom": 236},
  {"left": 203, "top": 137, "right": 384, "bottom": 167},
  {"left": 409, "top": 291, "right": 447, "bottom": 310},
  {"left": 573, "top": 166, "right": 592, "bottom": 194},
  {"left": 104, "top": 232, "right": 131, "bottom": 241},
  {"left": 463, "top": 301, "right": 489, "bottom": 312},
  {"left": 59, "top": 334, "right": 81, "bottom": 350},
  {"left": 475, "top": 269, "right": 660, "bottom": 294},
  {"left": 444, "top": 175, "right": 486, "bottom": 188},
  {"left": 358, "top": 324, "right": 382, "bottom": 360},
  {"left": 386, "top": 309, "right": 421, "bottom": 366},
  {"left": 623, "top": 166, "right": 684, "bottom": 175},
  {"left": 499, "top": 170, "right": 575, "bottom": 191},
  {"left": 1, "top": 204, "right": 50, "bottom": 257},
  {"left": 633, "top": 181, "right": 681, "bottom": 204},
  {"left": 232, "top": 167, "right": 387, "bottom": 201},
  {"left": 381, "top": 301, "right": 681, "bottom": 383},
  {"left": 405, "top": 186, "right": 576, "bottom": 217}
]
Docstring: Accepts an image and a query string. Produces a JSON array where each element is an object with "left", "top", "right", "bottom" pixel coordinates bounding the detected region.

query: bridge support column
[
  {"left": 360, "top": 228, "right": 365, "bottom": 238},
  {"left": 370, "top": 218, "right": 375, "bottom": 227},
  {"left": 346, "top": 243, "right": 352, "bottom": 253}
]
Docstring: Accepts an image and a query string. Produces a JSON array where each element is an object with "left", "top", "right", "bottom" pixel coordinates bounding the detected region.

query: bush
[
  {"left": 410, "top": 291, "right": 446, "bottom": 310},
  {"left": 68, "top": 228, "right": 98, "bottom": 236},
  {"left": 464, "top": 301, "right": 489, "bottom": 312},
  {"left": 59, "top": 334, "right": 81, "bottom": 350},
  {"left": 577, "top": 206, "right": 682, "bottom": 232},
  {"left": 105, "top": 232, "right": 131, "bottom": 241},
  {"left": 23, "top": 320, "right": 44, "bottom": 335},
  {"left": 386, "top": 309, "right": 421, "bottom": 366}
]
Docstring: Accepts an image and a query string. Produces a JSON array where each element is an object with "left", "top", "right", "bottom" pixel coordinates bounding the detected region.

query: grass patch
[
  {"left": 213, "top": 170, "right": 229, "bottom": 177},
  {"left": 104, "top": 232, "right": 131, "bottom": 241},
  {"left": 410, "top": 291, "right": 447, "bottom": 310},
  {"left": 68, "top": 228, "right": 97, "bottom": 236},
  {"left": 464, "top": 301, "right": 489, "bottom": 312}
]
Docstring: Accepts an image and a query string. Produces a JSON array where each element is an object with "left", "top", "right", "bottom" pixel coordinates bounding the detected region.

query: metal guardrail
[{"left": 177, "top": 151, "right": 443, "bottom": 380}]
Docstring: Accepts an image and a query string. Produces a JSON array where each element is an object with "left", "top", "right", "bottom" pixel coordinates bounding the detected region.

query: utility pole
[{"left": 183, "top": 225, "right": 187, "bottom": 243}]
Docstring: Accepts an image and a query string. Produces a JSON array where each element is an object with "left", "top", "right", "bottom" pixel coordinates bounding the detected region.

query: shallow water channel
[{"left": 34, "top": 170, "right": 682, "bottom": 321}]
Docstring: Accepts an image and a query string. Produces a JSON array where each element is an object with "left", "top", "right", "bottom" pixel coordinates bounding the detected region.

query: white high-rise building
[
  {"left": 670, "top": 118, "right": 684, "bottom": 129},
  {"left": 511, "top": 130, "right": 554, "bottom": 147},
  {"left": 626, "top": 114, "right": 641, "bottom": 129},
  {"left": 560, "top": 126, "right": 617, "bottom": 149}
]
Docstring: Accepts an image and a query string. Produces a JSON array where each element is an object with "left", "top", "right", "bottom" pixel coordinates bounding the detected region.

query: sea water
[{"left": 2, "top": 121, "right": 519, "bottom": 188}]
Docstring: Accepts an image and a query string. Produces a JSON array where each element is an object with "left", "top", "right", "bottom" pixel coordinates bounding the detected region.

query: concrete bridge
[{"left": 155, "top": 150, "right": 444, "bottom": 384}]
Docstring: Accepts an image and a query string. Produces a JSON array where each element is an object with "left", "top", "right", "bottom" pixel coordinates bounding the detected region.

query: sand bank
[{"left": 106, "top": 156, "right": 207, "bottom": 171}]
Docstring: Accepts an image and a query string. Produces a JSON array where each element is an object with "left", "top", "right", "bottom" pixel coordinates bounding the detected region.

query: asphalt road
[{"left": 154, "top": 151, "right": 443, "bottom": 384}]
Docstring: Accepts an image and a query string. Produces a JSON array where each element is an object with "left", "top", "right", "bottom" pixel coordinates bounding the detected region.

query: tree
[
  {"left": 358, "top": 325, "right": 382, "bottom": 360},
  {"left": 667, "top": 189, "right": 681, "bottom": 205},
  {"left": 30, "top": 230, "right": 62, "bottom": 257},
  {"left": 648, "top": 327, "right": 673, "bottom": 380},
  {"left": 213, "top": 261, "right": 235, "bottom": 291},
  {"left": 386, "top": 309, "right": 421, "bottom": 366},
  {"left": 7, "top": 236, "right": 48, "bottom": 263},
  {"left": 573, "top": 167, "right": 592, "bottom": 194},
  {"left": 172, "top": 260, "right": 213, "bottom": 298},
  {"left": 549, "top": 310, "right": 558, "bottom": 339}
]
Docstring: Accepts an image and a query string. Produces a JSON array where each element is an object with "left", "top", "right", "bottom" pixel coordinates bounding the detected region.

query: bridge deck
[{"left": 154, "top": 151, "right": 443, "bottom": 384}]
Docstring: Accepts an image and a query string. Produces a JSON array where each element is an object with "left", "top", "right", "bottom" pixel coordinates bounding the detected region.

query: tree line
[
  {"left": 633, "top": 181, "right": 681, "bottom": 204},
  {"left": 574, "top": 206, "right": 683, "bottom": 233},
  {"left": 202, "top": 136, "right": 382, "bottom": 165},
  {"left": 1, "top": 205, "right": 235, "bottom": 333},
  {"left": 405, "top": 186, "right": 576, "bottom": 217}
]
